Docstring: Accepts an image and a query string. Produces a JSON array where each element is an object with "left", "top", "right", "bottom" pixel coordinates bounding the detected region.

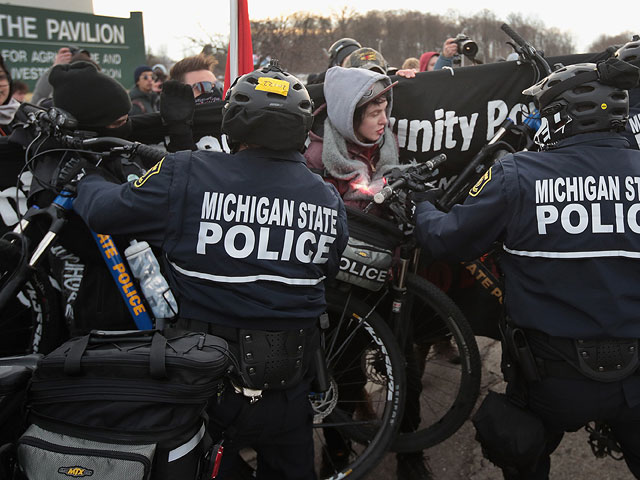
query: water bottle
[{"left": 124, "top": 240, "right": 178, "bottom": 323}]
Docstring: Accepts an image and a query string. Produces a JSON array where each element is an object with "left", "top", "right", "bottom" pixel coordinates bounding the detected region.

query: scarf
[
  {"left": 322, "top": 118, "right": 401, "bottom": 202},
  {"left": 0, "top": 98, "right": 19, "bottom": 126}
]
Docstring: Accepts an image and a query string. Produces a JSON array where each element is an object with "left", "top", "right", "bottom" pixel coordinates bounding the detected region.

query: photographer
[{"left": 433, "top": 35, "right": 480, "bottom": 70}]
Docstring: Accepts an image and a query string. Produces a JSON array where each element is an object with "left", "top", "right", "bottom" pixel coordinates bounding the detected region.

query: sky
[{"left": 92, "top": 0, "right": 638, "bottom": 61}]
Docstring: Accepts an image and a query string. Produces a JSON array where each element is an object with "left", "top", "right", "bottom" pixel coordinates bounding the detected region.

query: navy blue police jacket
[
  {"left": 415, "top": 132, "right": 640, "bottom": 340},
  {"left": 74, "top": 148, "right": 349, "bottom": 330},
  {"left": 624, "top": 88, "right": 640, "bottom": 150}
]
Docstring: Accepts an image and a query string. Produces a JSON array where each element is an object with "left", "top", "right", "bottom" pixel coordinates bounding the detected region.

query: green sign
[{"left": 0, "top": 5, "right": 146, "bottom": 90}]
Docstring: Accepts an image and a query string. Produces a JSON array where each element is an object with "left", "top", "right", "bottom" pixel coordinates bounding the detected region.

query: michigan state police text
[
  {"left": 536, "top": 175, "right": 640, "bottom": 234},
  {"left": 197, "top": 192, "right": 338, "bottom": 263}
]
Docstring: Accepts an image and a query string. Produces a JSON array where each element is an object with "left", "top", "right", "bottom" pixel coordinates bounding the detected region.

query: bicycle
[
  {"left": 322, "top": 155, "right": 482, "bottom": 457},
  {"left": 0, "top": 103, "right": 169, "bottom": 357},
  {"left": 1, "top": 103, "right": 407, "bottom": 480}
]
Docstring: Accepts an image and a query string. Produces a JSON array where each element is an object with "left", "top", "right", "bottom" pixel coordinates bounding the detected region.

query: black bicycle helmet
[
  {"left": 343, "top": 47, "right": 388, "bottom": 74},
  {"left": 615, "top": 36, "right": 640, "bottom": 68},
  {"left": 522, "top": 62, "right": 630, "bottom": 145},
  {"left": 327, "top": 38, "right": 361, "bottom": 68},
  {"left": 221, "top": 60, "right": 313, "bottom": 151}
]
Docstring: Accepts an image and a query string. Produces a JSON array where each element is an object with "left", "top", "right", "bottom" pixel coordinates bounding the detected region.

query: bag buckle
[{"left": 231, "top": 380, "right": 262, "bottom": 404}]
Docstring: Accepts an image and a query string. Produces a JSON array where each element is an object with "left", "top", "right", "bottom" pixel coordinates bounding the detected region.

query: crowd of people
[{"left": 1, "top": 30, "right": 640, "bottom": 480}]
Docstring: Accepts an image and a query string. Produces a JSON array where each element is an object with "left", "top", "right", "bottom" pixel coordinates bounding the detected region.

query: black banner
[{"left": 129, "top": 52, "right": 600, "bottom": 175}]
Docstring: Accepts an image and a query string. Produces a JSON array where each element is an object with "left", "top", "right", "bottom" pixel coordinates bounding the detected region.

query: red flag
[{"left": 224, "top": 0, "right": 254, "bottom": 97}]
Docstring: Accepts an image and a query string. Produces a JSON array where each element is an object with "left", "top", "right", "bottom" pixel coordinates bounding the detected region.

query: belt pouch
[{"left": 238, "top": 328, "right": 307, "bottom": 390}]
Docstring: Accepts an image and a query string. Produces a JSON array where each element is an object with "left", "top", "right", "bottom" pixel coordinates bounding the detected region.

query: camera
[
  {"left": 453, "top": 34, "right": 478, "bottom": 59},
  {"left": 67, "top": 46, "right": 79, "bottom": 55}
]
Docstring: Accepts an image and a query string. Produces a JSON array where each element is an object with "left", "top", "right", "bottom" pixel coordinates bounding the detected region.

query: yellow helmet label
[{"left": 255, "top": 77, "right": 289, "bottom": 97}]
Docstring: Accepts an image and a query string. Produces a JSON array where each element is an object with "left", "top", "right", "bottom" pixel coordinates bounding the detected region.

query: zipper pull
[
  {"left": 216, "top": 381, "right": 225, "bottom": 406},
  {"left": 211, "top": 440, "right": 224, "bottom": 478}
]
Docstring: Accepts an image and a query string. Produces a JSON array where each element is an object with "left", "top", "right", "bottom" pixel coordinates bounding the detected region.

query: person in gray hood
[
  {"left": 304, "top": 66, "right": 435, "bottom": 480},
  {"left": 304, "top": 66, "right": 399, "bottom": 211}
]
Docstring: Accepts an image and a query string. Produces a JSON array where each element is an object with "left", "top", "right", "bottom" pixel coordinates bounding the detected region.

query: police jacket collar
[
  {"left": 238, "top": 147, "right": 306, "bottom": 164},
  {"left": 553, "top": 132, "right": 630, "bottom": 150}
]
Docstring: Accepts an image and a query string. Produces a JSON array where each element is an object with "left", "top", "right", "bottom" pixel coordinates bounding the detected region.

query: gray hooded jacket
[
  {"left": 309, "top": 66, "right": 401, "bottom": 205},
  {"left": 324, "top": 66, "right": 393, "bottom": 148}
]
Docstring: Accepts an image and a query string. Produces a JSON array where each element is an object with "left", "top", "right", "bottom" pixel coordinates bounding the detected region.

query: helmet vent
[
  {"left": 299, "top": 100, "right": 311, "bottom": 110},
  {"left": 246, "top": 77, "right": 259, "bottom": 85},
  {"left": 575, "top": 102, "right": 595, "bottom": 112},
  {"left": 573, "top": 85, "right": 594, "bottom": 94},
  {"left": 292, "top": 83, "right": 303, "bottom": 91},
  {"left": 234, "top": 93, "right": 250, "bottom": 103}
]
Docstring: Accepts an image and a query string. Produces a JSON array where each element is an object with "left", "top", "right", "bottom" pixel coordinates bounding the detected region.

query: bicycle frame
[{"left": 1, "top": 189, "right": 154, "bottom": 331}]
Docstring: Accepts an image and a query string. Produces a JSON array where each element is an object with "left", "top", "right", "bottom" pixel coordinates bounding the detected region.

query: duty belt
[{"left": 524, "top": 329, "right": 640, "bottom": 383}]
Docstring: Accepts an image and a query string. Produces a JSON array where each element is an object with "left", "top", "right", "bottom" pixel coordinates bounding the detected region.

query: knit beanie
[
  {"left": 50, "top": 61, "right": 132, "bottom": 127},
  {"left": 134, "top": 65, "right": 153, "bottom": 84}
]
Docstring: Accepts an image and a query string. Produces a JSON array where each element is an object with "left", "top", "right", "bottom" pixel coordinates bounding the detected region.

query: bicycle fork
[{"left": 389, "top": 246, "right": 421, "bottom": 348}]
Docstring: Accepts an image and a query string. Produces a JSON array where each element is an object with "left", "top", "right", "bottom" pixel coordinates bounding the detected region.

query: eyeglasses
[
  {"left": 189, "top": 81, "right": 214, "bottom": 95},
  {"left": 139, "top": 73, "right": 157, "bottom": 81}
]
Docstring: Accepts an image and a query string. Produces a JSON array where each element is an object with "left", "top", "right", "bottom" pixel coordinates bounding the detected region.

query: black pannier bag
[
  {"left": 336, "top": 206, "right": 403, "bottom": 291},
  {"left": 0, "top": 355, "right": 41, "bottom": 478},
  {"left": 17, "top": 330, "right": 229, "bottom": 480},
  {"left": 0, "top": 355, "right": 41, "bottom": 446}
]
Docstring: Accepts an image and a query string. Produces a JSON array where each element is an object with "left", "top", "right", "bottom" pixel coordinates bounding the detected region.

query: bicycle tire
[
  {"left": 390, "top": 273, "right": 481, "bottom": 452},
  {"left": 312, "top": 286, "right": 406, "bottom": 479},
  {"left": 0, "top": 248, "right": 65, "bottom": 356}
]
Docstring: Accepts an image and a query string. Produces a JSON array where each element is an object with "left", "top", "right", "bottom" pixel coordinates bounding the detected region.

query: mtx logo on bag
[{"left": 58, "top": 466, "right": 94, "bottom": 477}]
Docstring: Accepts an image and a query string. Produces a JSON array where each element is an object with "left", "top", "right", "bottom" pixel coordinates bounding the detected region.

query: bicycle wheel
[
  {"left": 391, "top": 273, "right": 481, "bottom": 452},
  {"left": 0, "top": 240, "right": 65, "bottom": 355},
  {"left": 311, "top": 286, "right": 406, "bottom": 479}
]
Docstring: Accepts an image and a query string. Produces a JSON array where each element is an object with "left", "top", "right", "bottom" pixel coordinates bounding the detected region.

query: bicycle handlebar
[
  {"left": 18, "top": 103, "right": 167, "bottom": 167},
  {"left": 58, "top": 135, "right": 166, "bottom": 165},
  {"left": 501, "top": 23, "right": 552, "bottom": 78},
  {"left": 372, "top": 154, "right": 447, "bottom": 205},
  {"left": 500, "top": 24, "right": 529, "bottom": 51}
]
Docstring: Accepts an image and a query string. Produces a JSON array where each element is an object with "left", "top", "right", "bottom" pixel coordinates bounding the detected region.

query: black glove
[
  {"left": 160, "top": 80, "right": 197, "bottom": 152},
  {"left": 410, "top": 188, "right": 444, "bottom": 205},
  {"left": 160, "top": 80, "right": 195, "bottom": 128},
  {"left": 55, "top": 157, "right": 119, "bottom": 190}
]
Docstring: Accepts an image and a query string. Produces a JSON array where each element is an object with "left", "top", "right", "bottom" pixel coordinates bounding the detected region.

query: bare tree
[
  {"left": 184, "top": 9, "right": 630, "bottom": 77},
  {"left": 588, "top": 31, "right": 637, "bottom": 54}
]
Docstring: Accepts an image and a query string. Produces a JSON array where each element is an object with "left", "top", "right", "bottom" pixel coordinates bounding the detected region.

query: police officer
[
  {"left": 413, "top": 59, "right": 640, "bottom": 479},
  {"left": 73, "top": 61, "right": 348, "bottom": 479},
  {"left": 615, "top": 36, "right": 640, "bottom": 149},
  {"left": 307, "top": 37, "right": 362, "bottom": 85}
]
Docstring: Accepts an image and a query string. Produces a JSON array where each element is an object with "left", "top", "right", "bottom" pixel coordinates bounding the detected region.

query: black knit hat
[
  {"left": 134, "top": 65, "right": 153, "bottom": 84},
  {"left": 50, "top": 61, "right": 132, "bottom": 127}
]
